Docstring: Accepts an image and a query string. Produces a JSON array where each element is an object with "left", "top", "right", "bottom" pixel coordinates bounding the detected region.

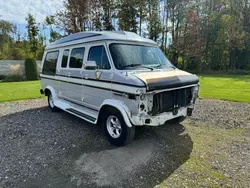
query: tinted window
[
  {"left": 69, "top": 48, "right": 85, "bottom": 68},
  {"left": 61, "top": 49, "right": 69, "bottom": 68},
  {"left": 88, "top": 46, "right": 110, "bottom": 70},
  {"left": 42, "top": 51, "right": 59, "bottom": 75}
]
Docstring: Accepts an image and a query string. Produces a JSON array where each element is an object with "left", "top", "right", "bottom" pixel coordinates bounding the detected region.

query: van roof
[{"left": 46, "top": 31, "right": 158, "bottom": 50}]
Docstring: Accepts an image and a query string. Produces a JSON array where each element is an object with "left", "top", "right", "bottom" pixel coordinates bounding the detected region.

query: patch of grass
[
  {"left": 199, "top": 74, "right": 250, "bottom": 103},
  {"left": 0, "top": 81, "right": 44, "bottom": 102},
  {"left": 158, "top": 124, "right": 249, "bottom": 187}
]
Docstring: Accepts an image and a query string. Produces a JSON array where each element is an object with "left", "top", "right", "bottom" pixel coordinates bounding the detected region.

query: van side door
[
  {"left": 57, "top": 49, "right": 70, "bottom": 98},
  {"left": 82, "top": 43, "right": 113, "bottom": 110},
  {"left": 60, "top": 47, "right": 85, "bottom": 103}
]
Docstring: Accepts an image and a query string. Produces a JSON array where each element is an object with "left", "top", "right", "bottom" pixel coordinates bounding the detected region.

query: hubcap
[
  {"left": 106, "top": 115, "right": 122, "bottom": 138},
  {"left": 49, "top": 95, "right": 54, "bottom": 108}
]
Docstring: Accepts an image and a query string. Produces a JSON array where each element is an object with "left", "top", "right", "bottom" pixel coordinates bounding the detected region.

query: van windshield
[{"left": 109, "top": 43, "right": 174, "bottom": 70}]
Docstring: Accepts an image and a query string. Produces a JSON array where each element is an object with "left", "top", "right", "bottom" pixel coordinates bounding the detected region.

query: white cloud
[{"left": 0, "top": 0, "right": 64, "bottom": 23}]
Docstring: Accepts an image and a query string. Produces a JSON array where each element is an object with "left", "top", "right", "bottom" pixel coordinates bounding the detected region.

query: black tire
[
  {"left": 102, "top": 108, "right": 135, "bottom": 146},
  {"left": 47, "top": 92, "right": 60, "bottom": 112},
  {"left": 173, "top": 116, "right": 186, "bottom": 124},
  {"left": 165, "top": 116, "right": 186, "bottom": 125}
]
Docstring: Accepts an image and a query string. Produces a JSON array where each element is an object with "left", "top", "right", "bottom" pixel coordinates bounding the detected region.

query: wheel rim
[
  {"left": 49, "top": 95, "right": 54, "bottom": 108},
  {"left": 106, "top": 115, "right": 122, "bottom": 139}
]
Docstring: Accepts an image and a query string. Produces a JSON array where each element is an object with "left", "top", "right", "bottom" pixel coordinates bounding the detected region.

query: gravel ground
[
  {"left": 0, "top": 98, "right": 250, "bottom": 188},
  {"left": 187, "top": 99, "right": 250, "bottom": 129}
]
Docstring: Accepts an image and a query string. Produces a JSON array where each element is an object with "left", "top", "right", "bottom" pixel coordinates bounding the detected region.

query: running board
[
  {"left": 66, "top": 108, "right": 96, "bottom": 122},
  {"left": 53, "top": 98, "right": 98, "bottom": 124}
]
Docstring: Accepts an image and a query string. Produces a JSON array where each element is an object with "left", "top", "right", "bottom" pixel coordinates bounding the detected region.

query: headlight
[
  {"left": 192, "top": 85, "right": 200, "bottom": 101},
  {"left": 193, "top": 85, "right": 199, "bottom": 94}
]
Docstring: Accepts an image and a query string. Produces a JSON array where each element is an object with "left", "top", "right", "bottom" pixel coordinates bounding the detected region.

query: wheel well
[
  {"left": 97, "top": 105, "right": 119, "bottom": 124},
  {"left": 44, "top": 88, "right": 51, "bottom": 96}
]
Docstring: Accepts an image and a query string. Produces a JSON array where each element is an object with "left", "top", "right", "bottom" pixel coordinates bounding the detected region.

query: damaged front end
[{"left": 130, "top": 70, "right": 199, "bottom": 126}]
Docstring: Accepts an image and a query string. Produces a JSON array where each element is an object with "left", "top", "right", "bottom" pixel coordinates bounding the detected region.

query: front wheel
[
  {"left": 102, "top": 108, "right": 135, "bottom": 146},
  {"left": 165, "top": 116, "right": 186, "bottom": 125},
  {"left": 172, "top": 116, "right": 186, "bottom": 124}
]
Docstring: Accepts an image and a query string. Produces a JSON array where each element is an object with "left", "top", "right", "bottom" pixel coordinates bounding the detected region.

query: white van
[{"left": 40, "top": 31, "right": 199, "bottom": 146}]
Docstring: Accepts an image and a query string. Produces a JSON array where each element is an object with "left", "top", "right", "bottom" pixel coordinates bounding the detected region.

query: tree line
[{"left": 1, "top": 0, "right": 250, "bottom": 72}]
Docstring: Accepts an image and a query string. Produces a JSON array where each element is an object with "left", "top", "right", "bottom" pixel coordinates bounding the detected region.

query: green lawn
[
  {"left": 0, "top": 74, "right": 250, "bottom": 103},
  {"left": 199, "top": 74, "right": 250, "bottom": 103},
  {"left": 0, "top": 81, "right": 44, "bottom": 102}
]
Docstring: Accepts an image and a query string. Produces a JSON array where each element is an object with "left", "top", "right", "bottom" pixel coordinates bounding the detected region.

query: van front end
[
  {"left": 129, "top": 84, "right": 199, "bottom": 126},
  {"left": 128, "top": 70, "right": 199, "bottom": 126}
]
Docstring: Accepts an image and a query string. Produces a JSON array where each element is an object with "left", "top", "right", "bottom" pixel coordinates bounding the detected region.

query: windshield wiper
[
  {"left": 154, "top": 64, "right": 163, "bottom": 68},
  {"left": 169, "top": 65, "right": 176, "bottom": 70},
  {"left": 122, "top": 64, "right": 153, "bottom": 71},
  {"left": 154, "top": 64, "right": 176, "bottom": 70}
]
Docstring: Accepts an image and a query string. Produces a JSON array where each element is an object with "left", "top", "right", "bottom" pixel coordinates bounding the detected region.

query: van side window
[
  {"left": 69, "top": 48, "right": 85, "bottom": 68},
  {"left": 88, "top": 46, "right": 111, "bottom": 70},
  {"left": 61, "top": 49, "right": 69, "bottom": 68},
  {"left": 42, "top": 51, "right": 59, "bottom": 75}
]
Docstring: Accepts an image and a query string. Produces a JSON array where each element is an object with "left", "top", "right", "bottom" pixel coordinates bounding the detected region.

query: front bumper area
[{"left": 130, "top": 106, "right": 192, "bottom": 126}]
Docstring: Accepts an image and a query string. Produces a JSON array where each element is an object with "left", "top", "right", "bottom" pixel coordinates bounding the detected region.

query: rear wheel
[
  {"left": 102, "top": 108, "right": 135, "bottom": 146},
  {"left": 48, "top": 92, "right": 60, "bottom": 112}
]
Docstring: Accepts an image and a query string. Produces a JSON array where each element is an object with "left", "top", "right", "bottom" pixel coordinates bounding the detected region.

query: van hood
[{"left": 132, "top": 70, "right": 199, "bottom": 91}]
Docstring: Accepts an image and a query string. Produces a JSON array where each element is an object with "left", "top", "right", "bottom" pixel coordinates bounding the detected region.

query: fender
[
  {"left": 99, "top": 99, "right": 133, "bottom": 127},
  {"left": 44, "top": 86, "right": 57, "bottom": 99}
]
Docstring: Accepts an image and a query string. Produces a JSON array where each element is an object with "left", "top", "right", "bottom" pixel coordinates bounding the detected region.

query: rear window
[
  {"left": 69, "top": 48, "right": 85, "bottom": 68},
  {"left": 61, "top": 49, "right": 69, "bottom": 68},
  {"left": 42, "top": 51, "right": 59, "bottom": 75}
]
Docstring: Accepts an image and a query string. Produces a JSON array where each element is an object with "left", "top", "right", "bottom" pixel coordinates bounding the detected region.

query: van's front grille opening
[{"left": 151, "top": 87, "right": 193, "bottom": 116}]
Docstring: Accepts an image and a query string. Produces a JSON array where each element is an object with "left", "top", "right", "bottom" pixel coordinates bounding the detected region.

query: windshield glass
[{"left": 109, "top": 43, "right": 173, "bottom": 70}]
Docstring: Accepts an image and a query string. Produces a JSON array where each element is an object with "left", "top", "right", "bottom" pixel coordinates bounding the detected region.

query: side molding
[{"left": 99, "top": 99, "right": 133, "bottom": 127}]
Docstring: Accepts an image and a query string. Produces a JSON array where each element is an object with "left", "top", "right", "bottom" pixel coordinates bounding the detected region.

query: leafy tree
[
  {"left": 137, "top": 0, "right": 148, "bottom": 36},
  {"left": 0, "top": 20, "right": 13, "bottom": 49},
  {"left": 90, "top": 0, "right": 103, "bottom": 31},
  {"left": 101, "top": 0, "right": 115, "bottom": 30},
  {"left": 45, "top": 16, "right": 61, "bottom": 42},
  {"left": 25, "top": 14, "right": 39, "bottom": 55},
  {"left": 148, "top": 0, "right": 162, "bottom": 41},
  {"left": 117, "top": 0, "right": 138, "bottom": 32},
  {"left": 0, "top": 20, "right": 13, "bottom": 35},
  {"left": 55, "top": 0, "right": 84, "bottom": 34}
]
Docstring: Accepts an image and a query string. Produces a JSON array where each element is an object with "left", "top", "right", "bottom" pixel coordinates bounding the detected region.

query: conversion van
[{"left": 40, "top": 31, "right": 199, "bottom": 146}]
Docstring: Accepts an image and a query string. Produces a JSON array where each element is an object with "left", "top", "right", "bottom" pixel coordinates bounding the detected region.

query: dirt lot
[{"left": 0, "top": 99, "right": 250, "bottom": 188}]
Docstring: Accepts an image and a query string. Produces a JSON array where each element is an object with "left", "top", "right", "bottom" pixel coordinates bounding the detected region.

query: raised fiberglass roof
[{"left": 46, "top": 31, "right": 157, "bottom": 49}]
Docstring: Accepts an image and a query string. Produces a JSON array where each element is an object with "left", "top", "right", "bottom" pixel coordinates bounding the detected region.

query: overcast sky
[
  {"left": 0, "top": 0, "right": 64, "bottom": 40},
  {"left": 0, "top": 0, "right": 64, "bottom": 23}
]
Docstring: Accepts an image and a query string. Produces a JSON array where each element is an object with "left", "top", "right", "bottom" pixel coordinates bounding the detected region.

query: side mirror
[{"left": 84, "top": 61, "right": 97, "bottom": 70}]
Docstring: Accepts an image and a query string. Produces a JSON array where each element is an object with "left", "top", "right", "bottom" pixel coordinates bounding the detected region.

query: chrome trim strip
[{"left": 149, "top": 84, "right": 198, "bottom": 94}]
